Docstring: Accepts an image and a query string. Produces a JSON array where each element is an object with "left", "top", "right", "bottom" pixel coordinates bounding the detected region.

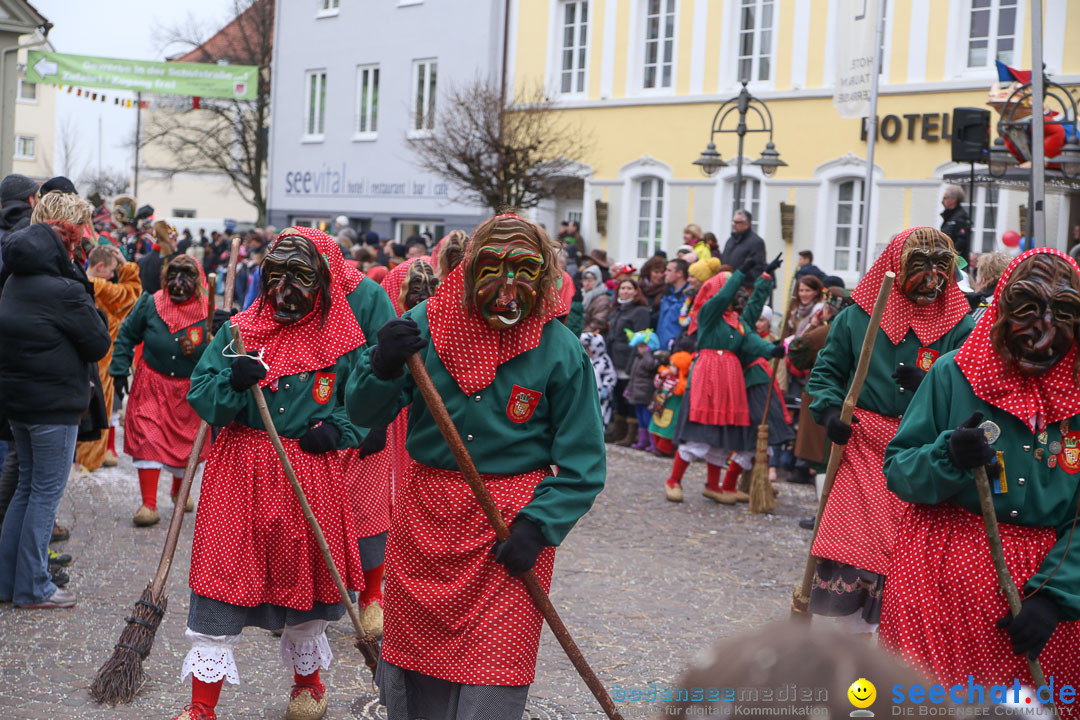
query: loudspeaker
[{"left": 951, "top": 107, "right": 991, "bottom": 162}]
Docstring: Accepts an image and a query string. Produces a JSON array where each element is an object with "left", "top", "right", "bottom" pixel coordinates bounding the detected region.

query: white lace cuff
[
  {"left": 279, "top": 619, "right": 333, "bottom": 675},
  {"left": 181, "top": 630, "right": 240, "bottom": 685}
]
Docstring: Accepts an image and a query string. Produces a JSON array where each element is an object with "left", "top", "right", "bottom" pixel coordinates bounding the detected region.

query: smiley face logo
[{"left": 848, "top": 678, "right": 876, "bottom": 709}]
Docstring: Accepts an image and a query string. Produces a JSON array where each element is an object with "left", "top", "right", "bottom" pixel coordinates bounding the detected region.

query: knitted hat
[
  {"left": 0, "top": 173, "right": 38, "bottom": 204},
  {"left": 39, "top": 176, "right": 77, "bottom": 196},
  {"left": 688, "top": 257, "right": 721, "bottom": 283}
]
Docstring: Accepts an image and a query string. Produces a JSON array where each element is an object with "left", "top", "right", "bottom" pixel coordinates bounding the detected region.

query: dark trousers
[{"left": 0, "top": 443, "right": 18, "bottom": 525}]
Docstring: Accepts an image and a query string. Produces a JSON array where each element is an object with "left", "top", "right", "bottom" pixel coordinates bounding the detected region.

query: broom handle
[
  {"left": 148, "top": 239, "right": 241, "bottom": 595},
  {"left": 205, "top": 273, "right": 217, "bottom": 343},
  {"left": 230, "top": 327, "right": 372, "bottom": 641},
  {"left": 974, "top": 466, "right": 1058, "bottom": 718},
  {"left": 758, "top": 270, "right": 800, "bottom": 429},
  {"left": 792, "top": 271, "right": 894, "bottom": 617},
  {"left": 405, "top": 354, "right": 624, "bottom": 720}
]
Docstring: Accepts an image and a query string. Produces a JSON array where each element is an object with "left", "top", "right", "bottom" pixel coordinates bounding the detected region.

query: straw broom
[
  {"left": 791, "top": 271, "right": 894, "bottom": 617},
  {"left": 749, "top": 272, "right": 799, "bottom": 514},
  {"left": 90, "top": 239, "right": 240, "bottom": 704}
]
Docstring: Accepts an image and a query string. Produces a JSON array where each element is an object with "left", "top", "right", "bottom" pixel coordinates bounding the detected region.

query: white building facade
[{"left": 266, "top": 0, "right": 504, "bottom": 239}]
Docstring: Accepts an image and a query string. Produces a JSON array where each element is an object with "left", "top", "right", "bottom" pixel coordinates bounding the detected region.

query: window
[
  {"left": 636, "top": 177, "right": 665, "bottom": 258},
  {"left": 730, "top": 178, "right": 761, "bottom": 235},
  {"left": 396, "top": 220, "right": 445, "bottom": 243},
  {"left": 973, "top": 186, "right": 1001, "bottom": 253},
  {"left": 17, "top": 77, "right": 37, "bottom": 102},
  {"left": 304, "top": 71, "right": 327, "bottom": 140},
  {"left": 291, "top": 216, "right": 333, "bottom": 232},
  {"left": 737, "top": 0, "right": 774, "bottom": 83},
  {"left": 967, "top": 0, "right": 1018, "bottom": 68},
  {"left": 642, "top": 0, "right": 676, "bottom": 90},
  {"left": 832, "top": 179, "right": 865, "bottom": 273},
  {"left": 14, "top": 135, "right": 35, "bottom": 160},
  {"left": 411, "top": 59, "right": 437, "bottom": 135},
  {"left": 355, "top": 65, "right": 379, "bottom": 139},
  {"left": 559, "top": 1, "right": 589, "bottom": 94},
  {"left": 317, "top": 0, "right": 340, "bottom": 16}
]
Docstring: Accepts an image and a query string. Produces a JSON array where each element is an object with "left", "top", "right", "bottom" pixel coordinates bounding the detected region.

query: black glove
[
  {"left": 229, "top": 354, "right": 267, "bottom": 392},
  {"left": 358, "top": 425, "right": 388, "bottom": 458},
  {"left": 891, "top": 363, "right": 927, "bottom": 393},
  {"left": 947, "top": 411, "right": 997, "bottom": 471},
  {"left": 764, "top": 252, "right": 783, "bottom": 275},
  {"left": 492, "top": 517, "right": 547, "bottom": 577},
  {"left": 821, "top": 405, "right": 859, "bottom": 445},
  {"left": 211, "top": 308, "right": 238, "bottom": 334},
  {"left": 298, "top": 421, "right": 341, "bottom": 455},
  {"left": 997, "top": 594, "right": 1060, "bottom": 659},
  {"left": 371, "top": 318, "right": 426, "bottom": 380},
  {"left": 112, "top": 374, "right": 129, "bottom": 404},
  {"left": 770, "top": 343, "right": 786, "bottom": 359},
  {"left": 740, "top": 258, "right": 757, "bottom": 276}
]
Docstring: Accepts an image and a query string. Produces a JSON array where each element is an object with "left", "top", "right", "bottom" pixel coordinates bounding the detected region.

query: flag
[{"left": 833, "top": 0, "right": 880, "bottom": 119}]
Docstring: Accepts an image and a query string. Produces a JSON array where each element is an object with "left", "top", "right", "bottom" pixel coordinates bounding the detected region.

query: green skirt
[{"left": 648, "top": 394, "right": 682, "bottom": 440}]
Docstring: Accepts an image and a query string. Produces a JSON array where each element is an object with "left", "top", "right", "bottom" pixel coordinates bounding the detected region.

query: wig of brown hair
[
  {"left": 257, "top": 235, "right": 333, "bottom": 327},
  {"left": 990, "top": 253, "right": 1080, "bottom": 380},
  {"left": 896, "top": 226, "right": 956, "bottom": 291},
  {"left": 153, "top": 220, "right": 178, "bottom": 255},
  {"left": 461, "top": 215, "right": 562, "bottom": 319},
  {"left": 437, "top": 229, "right": 468, "bottom": 280},
  {"left": 399, "top": 259, "right": 439, "bottom": 311}
]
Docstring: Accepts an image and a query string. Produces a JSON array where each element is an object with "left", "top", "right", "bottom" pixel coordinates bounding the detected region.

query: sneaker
[
  {"left": 102, "top": 450, "right": 119, "bottom": 468},
  {"left": 133, "top": 505, "right": 160, "bottom": 527},
  {"left": 18, "top": 588, "right": 76, "bottom": 609},
  {"left": 51, "top": 524, "right": 70, "bottom": 543},
  {"left": 50, "top": 568, "right": 69, "bottom": 588},
  {"left": 286, "top": 684, "right": 328, "bottom": 720},
  {"left": 48, "top": 548, "right": 72, "bottom": 566},
  {"left": 169, "top": 704, "right": 217, "bottom": 720}
]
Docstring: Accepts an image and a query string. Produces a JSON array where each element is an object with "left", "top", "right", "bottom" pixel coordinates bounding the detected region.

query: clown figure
[{"left": 345, "top": 214, "right": 606, "bottom": 720}]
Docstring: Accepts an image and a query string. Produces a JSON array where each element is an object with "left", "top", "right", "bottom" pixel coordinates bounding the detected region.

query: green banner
[{"left": 25, "top": 50, "right": 258, "bottom": 100}]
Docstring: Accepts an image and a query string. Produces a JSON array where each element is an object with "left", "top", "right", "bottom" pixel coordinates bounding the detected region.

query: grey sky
[{"left": 33, "top": 0, "right": 234, "bottom": 181}]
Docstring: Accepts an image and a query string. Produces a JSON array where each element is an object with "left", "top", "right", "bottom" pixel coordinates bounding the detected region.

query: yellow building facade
[{"left": 508, "top": 0, "right": 1080, "bottom": 285}]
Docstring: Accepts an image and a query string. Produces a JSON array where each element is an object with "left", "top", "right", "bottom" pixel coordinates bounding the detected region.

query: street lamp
[{"left": 693, "top": 80, "right": 786, "bottom": 209}]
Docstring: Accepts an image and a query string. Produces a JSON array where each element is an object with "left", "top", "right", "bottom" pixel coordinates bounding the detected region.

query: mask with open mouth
[
  {"left": 468, "top": 218, "right": 545, "bottom": 331},
  {"left": 994, "top": 253, "right": 1080, "bottom": 376},
  {"left": 897, "top": 227, "right": 956, "bottom": 307},
  {"left": 260, "top": 235, "right": 331, "bottom": 325},
  {"left": 163, "top": 255, "right": 202, "bottom": 304}
]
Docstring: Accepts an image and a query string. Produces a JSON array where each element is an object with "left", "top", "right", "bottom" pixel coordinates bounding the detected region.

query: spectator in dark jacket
[
  {"left": 940, "top": 184, "right": 972, "bottom": 263},
  {"left": 721, "top": 209, "right": 766, "bottom": 284},
  {"left": 794, "top": 250, "right": 826, "bottom": 281},
  {"left": 605, "top": 278, "right": 651, "bottom": 444},
  {"left": 0, "top": 222, "right": 110, "bottom": 608},
  {"left": 0, "top": 174, "right": 39, "bottom": 275},
  {"left": 657, "top": 258, "right": 692, "bottom": 349}
]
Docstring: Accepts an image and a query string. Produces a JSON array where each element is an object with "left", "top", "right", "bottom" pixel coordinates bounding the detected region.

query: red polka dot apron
[
  {"left": 189, "top": 424, "right": 364, "bottom": 609},
  {"left": 387, "top": 406, "right": 410, "bottom": 504},
  {"left": 340, "top": 444, "right": 392, "bottom": 539},
  {"left": 811, "top": 408, "right": 907, "bottom": 576},
  {"left": 687, "top": 350, "right": 750, "bottom": 426},
  {"left": 379, "top": 462, "right": 555, "bottom": 685},
  {"left": 123, "top": 362, "right": 209, "bottom": 468},
  {"left": 881, "top": 503, "right": 1080, "bottom": 688}
]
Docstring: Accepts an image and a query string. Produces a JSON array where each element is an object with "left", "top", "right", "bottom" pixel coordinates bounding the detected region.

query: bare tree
[
  {"left": 409, "top": 79, "right": 592, "bottom": 212},
  {"left": 56, "top": 115, "right": 83, "bottom": 179},
  {"left": 142, "top": 0, "right": 273, "bottom": 223},
  {"left": 80, "top": 169, "right": 131, "bottom": 197}
]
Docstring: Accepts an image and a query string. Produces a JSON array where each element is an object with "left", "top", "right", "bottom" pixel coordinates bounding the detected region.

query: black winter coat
[
  {"left": 940, "top": 205, "right": 972, "bottom": 261},
  {"left": 0, "top": 200, "right": 33, "bottom": 278},
  {"left": 606, "top": 302, "right": 651, "bottom": 374},
  {"left": 722, "top": 229, "right": 767, "bottom": 283},
  {"left": 0, "top": 224, "right": 111, "bottom": 425}
]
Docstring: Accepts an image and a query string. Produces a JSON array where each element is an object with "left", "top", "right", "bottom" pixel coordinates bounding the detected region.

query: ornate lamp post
[{"left": 693, "top": 80, "right": 786, "bottom": 211}]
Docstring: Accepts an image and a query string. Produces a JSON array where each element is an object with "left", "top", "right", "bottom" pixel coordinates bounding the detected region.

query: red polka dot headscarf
[
  {"left": 231, "top": 228, "right": 365, "bottom": 387},
  {"left": 955, "top": 247, "right": 1080, "bottom": 433},
  {"left": 382, "top": 256, "right": 429, "bottom": 317},
  {"left": 850, "top": 226, "right": 970, "bottom": 346},
  {"left": 687, "top": 271, "right": 740, "bottom": 335}
]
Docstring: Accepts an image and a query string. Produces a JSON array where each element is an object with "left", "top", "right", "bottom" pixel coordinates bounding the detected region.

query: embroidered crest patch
[
  {"left": 506, "top": 384, "right": 542, "bottom": 423},
  {"left": 313, "top": 371, "right": 335, "bottom": 405},
  {"left": 1058, "top": 432, "right": 1080, "bottom": 474},
  {"left": 187, "top": 326, "right": 203, "bottom": 346},
  {"left": 916, "top": 347, "right": 939, "bottom": 372}
]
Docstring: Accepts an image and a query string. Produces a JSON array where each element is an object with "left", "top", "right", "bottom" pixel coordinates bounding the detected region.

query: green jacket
[
  {"left": 347, "top": 278, "right": 397, "bottom": 345},
  {"left": 186, "top": 320, "right": 361, "bottom": 448},
  {"left": 110, "top": 293, "right": 209, "bottom": 379},
  {"left": 344, "top": 303, "right": 606, "bottom": 546},
  {"left": 736, "top": 271, "right": 776, "bottom": 388},
  {"left": 884, "top": 352, "right": 1080, "bottom": 620},
  {"left": 807, "top": 304, "right": 974, "bottom": 422}
]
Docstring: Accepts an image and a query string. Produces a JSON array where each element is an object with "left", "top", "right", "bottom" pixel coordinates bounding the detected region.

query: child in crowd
[
  {"left": 623, "top": 329, "right": 662, "bottom": 451},
  {"left": 580, "top": 332, "right": 617, "bottom": 427},
  {"left": 647, "top": 335, "right": 693, "bottom": 457}
]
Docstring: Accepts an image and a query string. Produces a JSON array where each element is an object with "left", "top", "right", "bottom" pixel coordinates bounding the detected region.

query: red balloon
[{"left": 1002, "top": 230, "right": 1021, "bottom": 248}]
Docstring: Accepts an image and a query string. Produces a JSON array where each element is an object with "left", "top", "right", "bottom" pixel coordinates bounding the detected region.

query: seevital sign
[{"left": 25, "top": 51, "right": 258, "bottom": 101}]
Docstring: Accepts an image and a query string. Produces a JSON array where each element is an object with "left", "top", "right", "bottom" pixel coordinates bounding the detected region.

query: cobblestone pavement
[{"left": 0, "top": 437, "right": 817, "bottom": 720}]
